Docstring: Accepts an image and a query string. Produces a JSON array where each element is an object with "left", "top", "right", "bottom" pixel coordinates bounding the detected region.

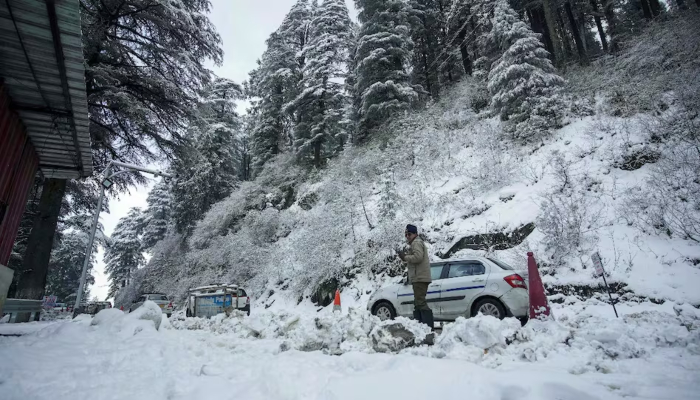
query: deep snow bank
[
  {"left": 169, "top": 301, "right": 700, "bottom": 370},
  {"left": 90, "top": 301, "right": 164, "bottom": 336},
  {"left": 170, "top": 308, "right": 432, "bottom": 355}
]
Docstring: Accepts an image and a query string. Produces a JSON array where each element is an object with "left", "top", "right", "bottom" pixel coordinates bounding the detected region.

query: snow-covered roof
[{"left": 0, "top": 0, "right": 92, "bottom": 179}]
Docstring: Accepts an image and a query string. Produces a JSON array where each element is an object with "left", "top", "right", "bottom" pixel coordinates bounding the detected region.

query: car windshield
[{"left": 487, "top": 258, "right": 514, "bottom": 270}]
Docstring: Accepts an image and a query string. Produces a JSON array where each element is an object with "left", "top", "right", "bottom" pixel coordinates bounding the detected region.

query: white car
[
  {"left": 130, "top": 293, "right": 174, "bottom": 317},
  {"left": 367, "top": 257, "right": 529, "bottom": 321}
]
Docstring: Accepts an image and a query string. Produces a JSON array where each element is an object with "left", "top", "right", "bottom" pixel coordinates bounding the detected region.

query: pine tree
[
  {"left": 141, "top": 181, "right": 173, "bottom": 250},
  {"left": 105, "top": 208, "right": 145, "bottom": 299},
  {"left": 448, "top": 0, "right": 496, "bottom": 79},
  {"left": 353, "top": 0, "right": 419, "bottom": 141},
  {"left": 45, "top": 231, "right": 98, "bottom": 303},
  {"left": 16, "top": 0, "right": 222, "bottom": 301},
  {"left": 248, "top": 32, "right": 297, "bottom": 172},
  {"left": 289, "top": 0, "right": 354, "bottom": 167},
  {"left": 80, "top": 0, "right": 223, "bottom": 188},
  {"left": 278, "top": 0, "right": 314, "bottom": 151},
  {"left": 408, "top": 0, "right": 443, "bottom": 98},
  {"left": 487, "top": 0, "right": 565, "bottom": 139},
  {"left": 171, "top": 78, "right": 244, "bottom": 233}
]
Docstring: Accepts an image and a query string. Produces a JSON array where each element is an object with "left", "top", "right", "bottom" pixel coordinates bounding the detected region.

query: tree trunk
[
  {"left": 421, "top": 44, "right": 434, "bottom": 97},
  {"left": 565, "top": 1, "right": 588, "bottom": 63},
  {"left": 528, "top": 7, "right": 556, "bottom": 58},
  {"left": 557, "top": 8, "right": 573, "bottom": 61},
  {"left": 437, "top": 0, "right": 454, "bottom": 82},
  {"left": 541, "top": 0, "right": 563, "bottom": 64},
  {"left": 640, "top": 0, "right": 654, "bottom": 20},
  {"left": 590, "top": 0, "right": 609, "bottom": 52},
  {"left": 457, "top": 27, "right": 473, "bottom": 76},
  {"left": 602, "top": 0, "right": 619, "bottom": 52},
  {"left": 649, "top": 0, "right": 662, "bottom": 16},
  {"left": 16, "top": 178, "right": 67, "bottom": 300}
]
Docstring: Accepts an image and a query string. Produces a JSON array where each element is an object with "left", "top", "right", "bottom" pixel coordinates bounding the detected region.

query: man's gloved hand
[{"left": 398, "top": 251, "right": 406, "bottom": 261}]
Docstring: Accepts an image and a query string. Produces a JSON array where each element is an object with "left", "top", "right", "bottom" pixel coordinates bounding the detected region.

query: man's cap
[{"left": 406, "top": 224, "right": 418, "bottom": 234}]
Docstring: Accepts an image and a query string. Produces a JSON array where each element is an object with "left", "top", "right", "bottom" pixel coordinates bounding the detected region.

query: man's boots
[
  {"left": 413, "top": 310, "right": 422, "bottom": 322},
  {"left": 420, "top": 309, "right": 434, "bottom": 330}
]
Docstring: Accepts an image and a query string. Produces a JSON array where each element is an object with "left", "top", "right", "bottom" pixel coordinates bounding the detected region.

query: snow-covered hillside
[{"left": 119, "top": 12, "right": 700, "bottom": 311}]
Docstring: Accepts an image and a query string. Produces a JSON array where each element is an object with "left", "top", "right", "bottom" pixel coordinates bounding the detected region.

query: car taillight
[
  {"left": 504, "top": 274, "right": 527, "bottom": 289},
  {"left": 168, "top": 302, "right": 173, "bottom": 308},
  {"left": 246, "top": 297, "right": 250, "bottom": 305}
]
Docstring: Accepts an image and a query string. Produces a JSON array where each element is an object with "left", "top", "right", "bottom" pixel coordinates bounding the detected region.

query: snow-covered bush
[
  {"left": 565, "top": 11, "right": 700, "bottom": 118},
  {"left": 536, "top": 190, "right": 601, "bottom": 266},
  {"left": 537, "top": 158, "right": 605, "bottom": 268},
  {"left": 624, "top": 143, "right": 700, "bottom": 242}
]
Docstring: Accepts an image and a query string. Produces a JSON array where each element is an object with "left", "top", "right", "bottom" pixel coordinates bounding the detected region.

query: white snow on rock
[
  {"left": 90, "top": 307, "right": 124, "bottom": 327},
  {"left": 125, "top": 300, "right": 163, "bottom": 331}
]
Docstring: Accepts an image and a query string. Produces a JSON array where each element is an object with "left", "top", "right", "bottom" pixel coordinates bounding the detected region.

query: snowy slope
[
  {"left": 124, "top": 14, "right": 700, "bottom": 312},
  {"left": 143, "top": 82, "right": 700, "bottom": 309}
]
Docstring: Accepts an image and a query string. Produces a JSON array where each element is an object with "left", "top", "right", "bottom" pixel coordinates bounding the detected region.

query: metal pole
[
  {"left": 73, "top": 164, "right": 110, "bottom": 317},
  {"left": 601, "top": 273, "right": 619, "bottom": 318}
]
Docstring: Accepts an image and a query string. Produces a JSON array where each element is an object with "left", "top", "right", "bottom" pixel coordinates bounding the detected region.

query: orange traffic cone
[
  {"left": 527, "top": 252, "right": 552, "bottom": 320},
  {"left": 333, "top": 289, "right": 341, "bottom": 313}
]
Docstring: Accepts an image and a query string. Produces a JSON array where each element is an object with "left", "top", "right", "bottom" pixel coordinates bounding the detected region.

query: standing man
[{"left": 398, "top": 224, "right": 433, "bottom": 329}]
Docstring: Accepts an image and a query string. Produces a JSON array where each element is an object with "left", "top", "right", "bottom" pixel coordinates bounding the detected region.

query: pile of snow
[
  {"left": 171, "top": 308, "right": 431, "bottom": 355},
  {"left": 429, "top": 315, "right": 522, "bottom": 361},
  {"left": 90, "top": 301, "right": 164, "bottom": 336}
]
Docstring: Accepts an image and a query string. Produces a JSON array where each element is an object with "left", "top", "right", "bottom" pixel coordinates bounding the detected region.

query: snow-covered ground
[{"left": 1, "top": 300, "right": 698, "bottom": 400}]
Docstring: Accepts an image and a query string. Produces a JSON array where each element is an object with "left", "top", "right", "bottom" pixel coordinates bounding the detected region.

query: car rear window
[
  {"left": 150, "top": 295, "right": 168, "bottom": 301},
  {"left": 487, "top": 258, "right": 514, "bottom": 270},
  {"left": 447, "top": 262, "right": 485, "bottom": 278}
]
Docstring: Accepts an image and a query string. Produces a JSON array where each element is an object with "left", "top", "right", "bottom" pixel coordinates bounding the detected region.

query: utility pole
[{"left": 73, "top": 161, "right": 172, "bottom": 316}]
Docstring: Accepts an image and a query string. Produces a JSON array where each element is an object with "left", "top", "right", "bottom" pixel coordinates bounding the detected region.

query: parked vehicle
[
  {"left": 185, "top": 284, "right": 250, "bottom": 318},
  {"left": 75, "top": 301, "right": 111, "bottom": 315},
  {"left": 367, "top": 257, "right": 528, "bottom": 322},
  {"left": 130, "top": 294, "right": 173, "bottom": 317}
]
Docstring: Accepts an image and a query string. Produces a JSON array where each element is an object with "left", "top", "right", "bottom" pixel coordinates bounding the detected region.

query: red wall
[{"left": 0, "top": 82, "right": 39, "bottom": 266}]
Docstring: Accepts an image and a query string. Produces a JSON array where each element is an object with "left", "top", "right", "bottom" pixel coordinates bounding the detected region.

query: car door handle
[{"left": 473, "top": 278, "right": 485, "bottom": 282}]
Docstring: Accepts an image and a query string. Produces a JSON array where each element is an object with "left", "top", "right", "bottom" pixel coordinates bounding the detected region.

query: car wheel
[
  {"left": 166, "top": 313, "right": 172, "bottom": 318},
  {"left": 472, "top": 298, "right": 506, "bottom": 319},
  {"left": 372, "top": 302, "right": 396, "bottom": 321}
]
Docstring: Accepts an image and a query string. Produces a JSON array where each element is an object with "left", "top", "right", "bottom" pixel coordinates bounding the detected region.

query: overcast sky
[{"left": 91, "top": 0, "right": 357, "bottom": 302}]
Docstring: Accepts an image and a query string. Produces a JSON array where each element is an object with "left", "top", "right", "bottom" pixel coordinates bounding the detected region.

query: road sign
[
  {"left": 42, "top": 295, "right": 57, "bottom": 309},
  {"left": 591, "top": 252, "right": 604, "bottom": 276}
]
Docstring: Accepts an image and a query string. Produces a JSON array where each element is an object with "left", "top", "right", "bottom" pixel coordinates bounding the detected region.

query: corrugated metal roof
[{"left": 0, "top": 0, "right": 92, "bottom": 179}]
